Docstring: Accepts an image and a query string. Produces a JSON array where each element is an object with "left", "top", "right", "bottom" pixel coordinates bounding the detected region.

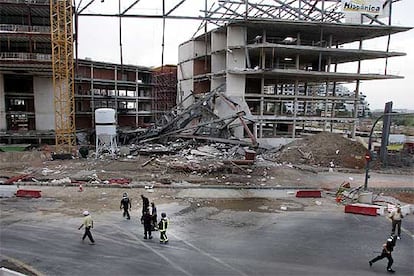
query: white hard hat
[{"left": 83, "top": 210, "right": 89, "bottom": 216}]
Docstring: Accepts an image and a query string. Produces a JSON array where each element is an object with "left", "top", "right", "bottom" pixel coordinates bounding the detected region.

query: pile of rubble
[
  {"left": 132, "top": 141, "right": 255, "bottom": 174},
  {"left": 264, "top": 132, "right": 367, "bottom": 169}
]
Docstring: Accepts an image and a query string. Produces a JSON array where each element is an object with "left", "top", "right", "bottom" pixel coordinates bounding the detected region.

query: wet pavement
[{"left": 1, "top": 189, "right": 413, "bottom": 276}]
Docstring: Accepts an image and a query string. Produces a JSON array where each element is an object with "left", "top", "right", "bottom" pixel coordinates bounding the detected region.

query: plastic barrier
[
  {"left": 108, "top": 178, "right": 131, "bottom": 185},
  {"left": 296, "top": 190, "right": 322, "bottom": 198},
  {"left": 345, "top": 204, "right": 377, "bottom": 216},
  {"left": 16, "top": 189, "right": 41, "bottom": 198}
]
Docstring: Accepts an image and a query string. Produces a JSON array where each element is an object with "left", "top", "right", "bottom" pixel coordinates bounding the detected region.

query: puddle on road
[{"left": 179, "top": 197, "right": 304, "bottom": 214}]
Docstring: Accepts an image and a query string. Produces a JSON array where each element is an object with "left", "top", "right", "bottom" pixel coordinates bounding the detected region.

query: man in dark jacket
[
  {"left": 151, "top": 202, "right": 158, "bottom": 230},
  {"left": 141, "top": 208, "right": 152, "bottom": 239},
  {"left": 120, "top": 193, "right": 131, "bottom": 220},
  {"left": 141, "top": 194, "right": 149, "bottom": 215},
  {"left": 369, "top": 235, "right": 397, "bottom": 273}
]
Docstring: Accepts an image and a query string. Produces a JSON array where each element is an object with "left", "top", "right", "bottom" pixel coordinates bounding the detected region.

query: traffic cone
[{"left": 78, "top": 184, "right": 83, "bottom": 192}]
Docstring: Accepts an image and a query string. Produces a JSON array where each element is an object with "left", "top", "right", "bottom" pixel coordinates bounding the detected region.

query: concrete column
[
  {"left": 135, "top": 69, "right": 139, "bottom": 127},
  {"left": 293, "top": 80, "right": 299, "bottom": 138},
  {"left": 353, "top": 39, "right": 363, "bottom": 138},
  {"left": 259, "top": 77, "right": 264, "bottom": 138},
  {"left": 33, "top": 76, "right": 55, "bottom": 130},
  {"left": 0, "top": 74, "right": 6, "bottom": 130},
  {"left": 225, "top": 25, "right": 247, "bottom": 138}
]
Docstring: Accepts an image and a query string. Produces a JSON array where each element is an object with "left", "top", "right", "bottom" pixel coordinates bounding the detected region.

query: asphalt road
[{"left": 1, "top": 192, "right": 413, "bottom": 276}]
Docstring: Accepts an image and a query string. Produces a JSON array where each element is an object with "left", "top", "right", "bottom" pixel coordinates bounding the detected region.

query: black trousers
[
  {"left": 82, "top": 226, "right": 95, "bottom": 243},
  {"left": 144, "top": 224, "right": 152, "bottom": 238},
  {"left": 122, "top": 208, "right": 130, "bottom": 219},
  {"left": 391, "top": 220, "right": 402, "bottom": 236},
  {"left": 370, "top": 252, "right": 393, "bottom": 269}
]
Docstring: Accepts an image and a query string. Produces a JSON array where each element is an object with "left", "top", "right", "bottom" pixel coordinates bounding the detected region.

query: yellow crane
[{"left": 50, "top": 0, "right": 76, "bottom": 155}]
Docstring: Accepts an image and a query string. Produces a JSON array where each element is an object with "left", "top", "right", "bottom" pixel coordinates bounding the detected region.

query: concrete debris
[
  {"left": 264, "top": 132, "right": 367, "bottom": 169},
  {"left": 51, "top": 177, "right": 71, "bottom": 184},
  {"left": 125, "top": 87, "right": 257, "bottom": 148}
]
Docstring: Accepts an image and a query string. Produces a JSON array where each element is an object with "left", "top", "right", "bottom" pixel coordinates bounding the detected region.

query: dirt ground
[
  {"left": 1, "top": 131, "right": 413, "bottom": 211},
  {"left": 1, "top": 138, "right": 413, "bottom": 276}
]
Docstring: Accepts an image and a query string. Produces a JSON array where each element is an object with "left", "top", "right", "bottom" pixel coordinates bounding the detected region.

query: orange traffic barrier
[
  {"left": 296, "top": 190, "right": 322, "bottom": 198},
  {"left": 16, "top": 189, "right": 41, "bottom": 198},
  {"left": 344, "top": 204, "right": 377, "bottom": 216}
]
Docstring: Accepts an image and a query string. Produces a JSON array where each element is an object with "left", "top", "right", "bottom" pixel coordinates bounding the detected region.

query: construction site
[{"left": 0, "top": 1, "right": 414, "bottom": 275}]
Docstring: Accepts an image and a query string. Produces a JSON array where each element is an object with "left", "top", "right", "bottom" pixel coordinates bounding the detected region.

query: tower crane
[{"left": 50, "top": 0, "right": 76, "bottom": 155}]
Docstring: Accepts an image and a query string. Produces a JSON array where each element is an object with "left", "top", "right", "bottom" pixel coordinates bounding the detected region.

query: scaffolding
[
  {"left": 152, "top": 65, "right": 178, "bottom": 123},
  {"left": 50, "top": 0, "right": 76, "bottom": 154}
]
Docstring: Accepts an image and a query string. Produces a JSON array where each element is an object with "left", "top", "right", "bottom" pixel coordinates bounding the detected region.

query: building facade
[
  {"left": 178, "top": 18, "right": 409, "bottom": 139},
  {"left": 0, "top": 0, "right": 163, "bottom": 144}
]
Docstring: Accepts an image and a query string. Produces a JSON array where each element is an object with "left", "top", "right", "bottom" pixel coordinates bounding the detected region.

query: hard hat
[
  {"left": 123, "top": 192, "right": 128, "bottom": 197},
  {"left": 83, "top": 210, "right": 89, "bottom": 216},
  {"left": 161, "top": 212, "right": 166, "bottom": 217},
  {"left": 387, "top": 237, "right": 393, "bottom": 242}
]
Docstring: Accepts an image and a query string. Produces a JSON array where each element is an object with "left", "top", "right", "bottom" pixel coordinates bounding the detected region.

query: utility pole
[{"left": 364, "top": 111, "right": 414, "bottom": 190}]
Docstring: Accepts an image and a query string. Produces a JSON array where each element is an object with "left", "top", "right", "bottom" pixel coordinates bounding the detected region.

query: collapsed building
[{"left": 177, "top": 1, "right": 411, "bottom": 141}]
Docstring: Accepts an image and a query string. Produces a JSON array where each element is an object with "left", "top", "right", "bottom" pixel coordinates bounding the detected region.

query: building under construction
[
  {"left": 0, "top": 0, "right": 175, "bottom": 145},
  {"left": 0, "top": 0, "right": 412, "bottom": 146},
  {"left": 178, "top": 0, "right": 411, "bottom": 140}
]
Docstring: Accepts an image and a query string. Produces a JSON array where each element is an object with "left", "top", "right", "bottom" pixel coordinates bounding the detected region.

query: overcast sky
[{"left": 77, "top": 0, "right": 414, "bottom": 110}]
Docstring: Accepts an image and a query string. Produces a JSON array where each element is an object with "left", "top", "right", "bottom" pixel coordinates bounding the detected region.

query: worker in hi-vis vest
[{"left": 158, "top": 212, "right": 169, "bottom": 244}]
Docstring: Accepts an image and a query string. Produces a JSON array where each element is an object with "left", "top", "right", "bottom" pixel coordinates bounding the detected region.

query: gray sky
[{"left": 77, "top": 0, "right": 414, "bottom": 110}]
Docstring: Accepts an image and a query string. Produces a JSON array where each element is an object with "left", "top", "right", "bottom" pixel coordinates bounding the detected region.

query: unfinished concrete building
[
  {"left": 75, "top": 59, "right": 153, "bottom": 130},
  {"left": 0, "top": 0, "right": 154, "bottom": 144},
  {"left": 178, "top": 0, "right": 411, "bottom": 140}
]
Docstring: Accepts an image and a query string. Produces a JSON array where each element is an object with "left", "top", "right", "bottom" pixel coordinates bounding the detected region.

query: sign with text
[{"left": 341, "top": 0, "right": 384, "bottom": 16}]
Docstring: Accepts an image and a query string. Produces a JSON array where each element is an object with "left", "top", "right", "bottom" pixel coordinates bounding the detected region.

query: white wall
[
  {"left": 0, "top": 74, "right": 6, "bottom": 130},
  {"left": 212, "top": 30, "right": 227, "bottom": 52},
  {"left": 223, "top": 25, "right": 249, "bottom": 138},
  {"left": 194, "top": 39, "right": 211, "bottom": 58},
  {"left": 212, "top": 52, "right": 226, "bottom": 73},
  {"left": 211, "top": 75, "right": 226, "bottom": 92},
  {"left": 227, "top": 26, "right": 246, "bottom": 47},
  {"left": 226, "top": 74, "right": 246, "bottom": 97},
  {"left": 33, "top": 76, "right": 55, "bottom": 130},
  {"left": 177, "top": 79, "right": 193, "bottom": 108},
  {"left": 177, "top": 60, "right": 193, "bottom": 81},
  {"left": 178, "top": 41, "right": 194, "bottom": 63}
]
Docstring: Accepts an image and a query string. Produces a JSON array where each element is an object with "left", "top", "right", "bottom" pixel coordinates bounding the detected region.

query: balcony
[
  {"left": 0, "top": 52, "right": 51, "bottom": 62},
  {"left": 0, "top": 24, "right": 50, "bottom": 34},
  {"left": 0, "top": 0, "right": 49, "bottom": 4}
]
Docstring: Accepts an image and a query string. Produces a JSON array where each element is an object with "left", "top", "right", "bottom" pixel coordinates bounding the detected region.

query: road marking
[
  {"left": 110, "top": 224, "right": 192, "bottom": 276},
  {"left": 401, "top": 225, "right": 414, "bottom": 239},
  {"left": 170, "top": 232, "right": 249, "bottom": 276},
  {"left": 0, "top": 254, "right": 45, "bottom": 276},
  {"left": 352, "top": 214, "right": 361, "bottom": 222}
]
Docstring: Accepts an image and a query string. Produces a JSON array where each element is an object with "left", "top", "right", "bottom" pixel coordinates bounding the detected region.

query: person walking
[
  {"left": 120, "top": 192, "right": 132, "bottom": 220},
  {"left": 369, "top": 235, "right": 396, "bottom": 273},
  {"left": 158, "top": 212, "right": 169, "bottom": 244},
  {"left": 141, "top": 208, "right": 152, "bottom": 239},
  {"left": 151, "top": 202, "right": 158, "bottom": 230},
  {"left": 389, "top": 205, "right": 404, "bottom": 239},
  {"left": 78, "top": 210, "right": 95, "bottom": 245},
  {"left": 141, "top": 194, "right": 149, "bottom": 215}
]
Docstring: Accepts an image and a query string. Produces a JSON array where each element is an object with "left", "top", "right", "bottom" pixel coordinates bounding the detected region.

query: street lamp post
[{"left": 364, "top": 112, "right": 414, "bottom": 190}]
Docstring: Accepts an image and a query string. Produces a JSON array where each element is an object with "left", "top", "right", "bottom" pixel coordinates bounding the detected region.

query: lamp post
[
  {"left": 364, "top": 112, "right": 414, "bottom": 190},
  {"left": 364, "top": 115, "right": 383, "bottom": 190}
]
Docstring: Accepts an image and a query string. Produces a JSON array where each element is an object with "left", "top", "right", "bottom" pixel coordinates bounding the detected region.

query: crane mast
[{"left": 50, "top": 0, "right": 76, "bottom": 155}]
